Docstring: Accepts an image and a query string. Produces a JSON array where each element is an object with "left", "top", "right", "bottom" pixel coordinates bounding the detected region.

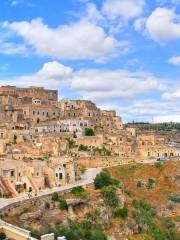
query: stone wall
[{"left": 76, "top": 156, "right": 133, "bottom": 168}]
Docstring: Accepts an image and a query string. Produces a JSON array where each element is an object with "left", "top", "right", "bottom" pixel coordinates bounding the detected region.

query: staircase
[{"left": 0, "top": 178, "right": 18, "bottom": 197}]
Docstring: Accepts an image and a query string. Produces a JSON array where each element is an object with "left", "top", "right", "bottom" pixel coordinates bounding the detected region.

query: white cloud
[
  {"left": 0, "top": 61, "right": 179, "bottom": 123},
  {"left": 3, "top": 18, "right": 119, "bottom": 62},
  {"left": 162, "top": 89, "right": 180, "bottom": 100},
  {"left": 0, "top": 40, "right": 27, "bottom": 55},
  {"left": 85, "top": 3, "right": 104, "bottom": 24},
  {"left": 102, "top": 0, "right": 145, "bottom": 20},
  {"left": 0, "top": 61, "right": 164, "bottom": 101},
  {"left": 0, "top": 61, "right": 73, "bottom": 88},
  {"left": 114, "top": 100, "right": 180, "bottom": 123},
  {"left": 136, "top": 8, "right": 180, "bottom": 42},
  {"left": 71, "top": 69, "right": 165, "bottom": 100},
  {"left": 168, "top": 56, "right": 180, "bottom": 65}
]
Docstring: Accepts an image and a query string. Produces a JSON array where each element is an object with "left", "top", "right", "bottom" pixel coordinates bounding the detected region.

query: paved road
[{"left": 0, "top": 167, "right": 102, "bottom": 209}]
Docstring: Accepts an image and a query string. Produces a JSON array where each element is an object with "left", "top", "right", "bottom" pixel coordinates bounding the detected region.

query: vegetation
[
  {"left": 168, "top": 195, "right": 180, "bottom": 203},
  {"left": 85, "top": 128, "right": 95, "bottom": 136},
  {"left": 94, "top": 171, "right": 119, "bottom": 189},
  {"left": 59, "top": 199, "right": 68, "bottom": 210},
  {"left": 154, "top": 162, "right": 163, "bottom": 171},
  {"left": 126, "top": 122, "right": 180, "bottom": 131},
  {"left": 137, "top": 180, "right": 143, "bottom": 188},
  {"left": 66, "top": 138, "right": 76, "bottom": 149},
  {"left": 78, "top": 145, "right": 112, "bottom": 156},
  {"left": 51, "top": 220, "right": 107, "bottom": 240},
  {"left": 71, "top": 186, "right": 87, "bottom": 198},
  {"left": 51, "top": 192, "right": 59, "bottom": 201},
  {"left": 78, "top": 144, "right": 89, "bottom": 151},
  {"left": 45, "top": 202, "right": 50, "bottom": 209},
  {"left": 147, "top": 178, "right": 156, "bottom": 189},
  {"left": 112, "top": 207, "right": 128, "bottom": 218},
  {"left": 102, "top": 186, "right": 119, "bottom": 208}
]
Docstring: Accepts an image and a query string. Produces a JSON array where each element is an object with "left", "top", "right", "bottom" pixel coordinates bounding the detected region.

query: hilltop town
[
  {"left": 0, "top": 85, "right": 179, "bottom": 240},
  {"left": 0, "top": 85, "right": 179, "bottom": 198}
]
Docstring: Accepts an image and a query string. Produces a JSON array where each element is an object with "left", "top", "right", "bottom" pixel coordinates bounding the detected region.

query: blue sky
[{"left": 0, "top": 0, "right": 180, "bottom": 122}]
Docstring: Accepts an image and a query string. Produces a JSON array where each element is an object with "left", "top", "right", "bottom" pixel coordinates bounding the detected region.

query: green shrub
[
  {"left": 52, "top": 192, "right": 59, "bottom": 201},
  {"left": 71, "top": 186, "right": 86, "bottom": 198},
  {"left": 89, "top": 229, "right": 107, "bottom": 240},
  {"left": 94, "top": 171, "right": 119, "bottom": 189},
  {"left": 147, "top": 178, "right": 155, "bottom": 189},
  {"left": 59, "top": 199, "right": 68, "bottom": 210},
  {"left": 168, "top": 195, "right": 180, "bottom": 203},
  {"left": 57, "top": 220, "right": 107, "bottom": 240},
  {"left": 155, "top": 162, "right": 163, "bottom": 171},
  {"left": 137, "top": 181, "right": 143, "bottom": 188},
  {"left": 79, "top": 144, "right": 89, "bottom": 151},
  {"left": 160, "top": 217, "right": 175, "bottom": 230},
  {"left": 85, "top": 128, "right": 95, "bottom": 136},
  {"left": 102, "top": 186, "right": 119, "bottom": 208},
  {"left": 112, "top": 207, "right": 128, "bottom": 218},
  {"left": 45, "top": 202, "right": 50, "bottom": 209},
  {"left": 132, "top": 199, "right": 156, "bottom": 216}
]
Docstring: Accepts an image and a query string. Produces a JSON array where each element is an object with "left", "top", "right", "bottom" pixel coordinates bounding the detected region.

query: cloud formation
[
  {"left": 135, "top": 7, "right": 180, "bottom": 42},
  {"left": 168, "top": 56, "right": 180, "bottom": 65},
  {"left": 102, "top": 0, "right": 145, "bottom": 20},
  {"left": 3, "top": 18, "right": 119, "bottom": 62}
]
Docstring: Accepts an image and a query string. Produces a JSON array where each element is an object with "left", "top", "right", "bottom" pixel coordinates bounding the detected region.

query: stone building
[{"left": 136, "top": 131, "right": 177, "bottom": 159}]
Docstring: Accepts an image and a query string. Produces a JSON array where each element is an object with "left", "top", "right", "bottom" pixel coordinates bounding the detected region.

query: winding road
[{"left": 0, "top": 167, "right": 102, "bottom": 210}]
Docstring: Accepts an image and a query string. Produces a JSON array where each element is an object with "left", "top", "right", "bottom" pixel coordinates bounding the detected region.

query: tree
[
  {"left": 52, "top": 192, "right": 59, "bottom": 201},
  {"left": 59, "top": 199, "right": 68, "bottom": 210},
  {"left": 85, "top": 128, "right": 95, "bottom": 136},
  {"left": 94, "top": 171, "right": 119, "bottom": 189}
]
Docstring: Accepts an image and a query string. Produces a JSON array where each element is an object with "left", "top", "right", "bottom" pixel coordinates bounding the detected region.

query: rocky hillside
[{"left": 3, "top": 160, "right": 180, "bottom": 240}]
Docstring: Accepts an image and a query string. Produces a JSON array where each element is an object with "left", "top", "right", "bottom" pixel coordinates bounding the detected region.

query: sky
[{"left": 0, "top": 0, "right": 180, "bottom": 123}]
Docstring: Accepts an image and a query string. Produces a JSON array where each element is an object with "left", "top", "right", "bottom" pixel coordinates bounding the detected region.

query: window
[
  {"left": 11, "top": 171, "right": 14, "bottom": 177},
  {"left": 56, "top": 173, "right": 58, "bottom": 178},
  {"left": 59, "top": 173, "right": 63, "bottom": 179}
]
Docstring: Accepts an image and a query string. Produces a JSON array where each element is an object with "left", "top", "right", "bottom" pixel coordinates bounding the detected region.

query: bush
[
  {"left": 89, "top": 229, "right": 107, "bottom": 240},
  {"left": 132, "top": 199, "right": 156, "bottom": 215},
  {"left": 168, "top": 195, "right": 180, "bottom": 203},
  {"left": 59, "top": 199, "right": 68, "bottom": 210},
  {"left": 79, "top": 144, "right": 89, "bottom": 151},
  {"left": 147, "top": 178, "right": 155, "bottom": 189},
  {"left": 155, "top": 162, "right": 163, "bottom": 171},
  {"left": 52, "top": 192, "right": 59, "bottom": 201},
  {"left": 71, "top": 186, "right": 86, "bottom": 198},
  {"left": 94, "top": 171, "right": 119, "bottom": 189},
  {"left": 57, "top": 221, "right": 107, "bottom": 240},
  {"left": 160, "top": 217, "right": 175, "bottom": 230},
  {"left": 85, "top": 128, "right": 95, "bottom": 136},
  {"left": 102, "top": 186, "right": 119, "bottom": 208},
  {"left": 113, "top": 207, "right": 128, "bottom": 218},
  {"left": 137, "top": 181, "right": 143, "bottom": 188},
  {"left": 45, "top": 202, "right": 50, "bottom": 209}
]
